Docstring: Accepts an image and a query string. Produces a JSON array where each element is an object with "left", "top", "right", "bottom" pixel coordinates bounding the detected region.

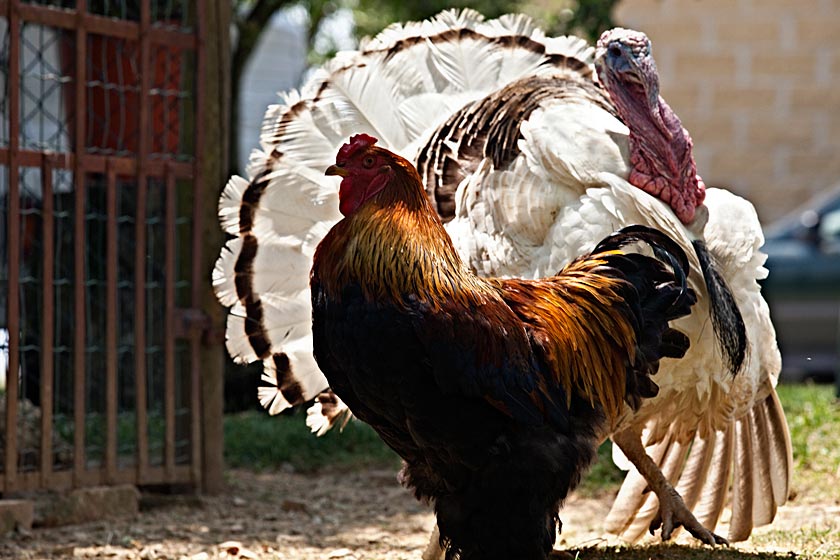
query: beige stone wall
[{"left": 614, "top": 0, "right": 840, "bottom": 222}]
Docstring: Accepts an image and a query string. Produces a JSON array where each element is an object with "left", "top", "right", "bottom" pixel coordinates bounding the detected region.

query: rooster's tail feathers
[
  {"left": 583, "top": 226, "right": 697, "bottom": 412},
  {"left": 593, "top": 224, "right": 691, "bottom": 304}
]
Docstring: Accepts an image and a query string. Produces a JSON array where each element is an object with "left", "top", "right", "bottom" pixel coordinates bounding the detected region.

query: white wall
[{"left": 236, "top": 12, "right": 307, "bottom": 174}]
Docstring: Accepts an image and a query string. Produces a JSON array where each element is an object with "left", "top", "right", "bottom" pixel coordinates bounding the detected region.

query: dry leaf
[{"left": 219, "top": 540, "right": 243, "bottom": 556}]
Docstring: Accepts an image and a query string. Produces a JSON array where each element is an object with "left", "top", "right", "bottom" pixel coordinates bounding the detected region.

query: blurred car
[{"left": 760, "top": 184, "right": 840, "bottom": 383}]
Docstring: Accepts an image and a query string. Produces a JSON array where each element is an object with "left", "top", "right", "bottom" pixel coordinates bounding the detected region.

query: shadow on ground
[{"left": 1, "top": 467, "right": 836, "bottom": 559}]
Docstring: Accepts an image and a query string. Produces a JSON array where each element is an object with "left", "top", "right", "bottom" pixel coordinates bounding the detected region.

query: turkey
[{"left": 213, "top": 8, "right": 792, "bottom": 548}]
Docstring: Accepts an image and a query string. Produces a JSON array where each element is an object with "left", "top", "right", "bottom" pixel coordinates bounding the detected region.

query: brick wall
[{"left": 615, "top": 0, "right": 840, "bottom": 222}]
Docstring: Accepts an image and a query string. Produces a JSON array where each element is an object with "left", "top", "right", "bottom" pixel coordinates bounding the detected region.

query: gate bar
[
  {"left": 11, "top": 3, "right": 196, "bottom": 48},
  {"left": 105, "top": 159, "right": 118, "bottom": 482},
  {"left": 134, "top": 0, "right": 152, "bottom": 483},
  {"left": 190, "top": 0, "right": 208, "bottom": 489},
  {"left": 40, "top": 155, "right": 56, "bottom": 486},
  {"left": 4, "top": 0, "right": 22, "bottom": 493},
  {"left": 73, "top": 0, "right": 89, "bottom": 486},
  {"left": 164, "top": 164, "right": 176, "bottom": 480}
]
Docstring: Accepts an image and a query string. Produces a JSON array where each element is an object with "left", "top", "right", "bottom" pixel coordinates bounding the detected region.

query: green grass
[
  {"left": 578, "top": 439, "right": 624, "bottom": 494},
  {"left": 50, "top": 410, "right": 169, "bottom": 465},
  {"left": 223, "top": 408, "right": 400, "bottom": 472},
  {"left": 222, "top": 407, "right": 624, "bottom": 481},
  {"left": 776, "top": 383, "right": 840, "bottom": 502},
  {"left": 222, "top": 383, "right": 840, "bottom": 494},
  {"left": 750, "top": 527, "right": 840, "bottom": 560}
]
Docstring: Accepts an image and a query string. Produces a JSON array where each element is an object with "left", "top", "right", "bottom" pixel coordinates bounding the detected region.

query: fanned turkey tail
[
  {"left": 212, "top": 9, "right": 600, "bottom": 423},
  {"left": 605, "top": 377, "right": 792, "bottom": 542}
]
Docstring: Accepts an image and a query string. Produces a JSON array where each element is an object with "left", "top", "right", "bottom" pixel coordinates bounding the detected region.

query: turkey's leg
[{"left": 612, "top": 428, "right": 728, "bottom": 545}]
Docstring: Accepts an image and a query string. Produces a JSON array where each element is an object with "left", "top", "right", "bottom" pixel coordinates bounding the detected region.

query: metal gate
[{"left": 0, "top": 0, "right": 210, "bottom": 493}]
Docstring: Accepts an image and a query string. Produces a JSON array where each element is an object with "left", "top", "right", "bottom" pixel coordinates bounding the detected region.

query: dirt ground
[{"left": 1, "top": 467, "right": 838, "bottom": 559}]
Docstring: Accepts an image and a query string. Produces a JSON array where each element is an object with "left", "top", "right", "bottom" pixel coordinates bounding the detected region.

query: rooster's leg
[
  {"left": 421, "top": 524, "right": 576, "bottom": 559},
  {"left": 422, "top": 526, "right": 445, "bottom": 560},
  {"left": 612, "top": 429, "right": 728, "bottom": 545}
]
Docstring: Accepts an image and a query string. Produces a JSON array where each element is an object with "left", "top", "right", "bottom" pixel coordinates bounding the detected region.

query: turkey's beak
[{"left": 325, "top": 165, "right": 349, "bottom": 177}]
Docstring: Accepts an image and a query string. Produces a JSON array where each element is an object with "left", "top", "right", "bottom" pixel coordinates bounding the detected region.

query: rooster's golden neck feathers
[{"left": 317, "top": 144, "right": 487, "bottom": 308}]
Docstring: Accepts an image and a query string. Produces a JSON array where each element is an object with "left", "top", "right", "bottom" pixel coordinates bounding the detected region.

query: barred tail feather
[
  {"left": 692, "top": 426, "right": 734, "bottom": 532},
  {"left": 306, "top": 391, "right": 354, "bottom": 436}
]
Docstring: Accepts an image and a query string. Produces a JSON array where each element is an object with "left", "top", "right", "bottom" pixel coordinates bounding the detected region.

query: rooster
[
  {"left": 310, "top": 133, "right": 695, "bottom": 560},
  {"left": 213, "top": 9, "right": 791, "bottom": 547}
]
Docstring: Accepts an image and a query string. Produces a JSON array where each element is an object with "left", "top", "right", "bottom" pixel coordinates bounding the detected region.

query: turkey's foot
[
  {"left": 612, "top": 429, "right": 726, "bottom": 546},
  {"left": 648, "top": 484, "right": 728, "bottom": 545}
]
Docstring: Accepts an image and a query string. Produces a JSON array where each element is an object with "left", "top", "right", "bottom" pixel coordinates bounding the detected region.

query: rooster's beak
[{"left": 325, "top": 165, "right": 349, "bottom": 177}]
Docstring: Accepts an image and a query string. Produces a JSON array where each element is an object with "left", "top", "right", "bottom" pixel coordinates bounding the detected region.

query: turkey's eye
[
  {"left": 363, "top": 156, "right": 375, "bottom": 169},
  {"left": 608, "top": 44, "right": 622, "bottom": 58}
]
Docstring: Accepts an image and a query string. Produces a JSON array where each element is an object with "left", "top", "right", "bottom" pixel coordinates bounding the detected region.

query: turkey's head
[{"left": 595, "top": 28, "right": 705, "bottom": 225}]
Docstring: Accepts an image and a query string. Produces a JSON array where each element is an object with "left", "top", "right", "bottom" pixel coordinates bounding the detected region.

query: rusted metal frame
[
  {"left": 14, "top": 464, "right": 193, "bottom": 492},
  {"left": 105, "top": 159, "right": 118, "bottom": 483},
  {"left": 15, "top": 3, "right": 197, "bottom": 49},
  {"left": 0, "top": 149, "right": 194, "bottom": 177},
  {"left": 40, "top": 155, "right": 56, "bottom": 487},
  {"left": 17, "top": 3, "right": 133, "bottom": 37},
  {"left": 73, "top": 14, "right": 135, "bottom": 41},
  {"left": 189, "top": 0, "right": 208, "bottom": 487},
  {"left": 76, "top": 155, "right": 193, "bottom": 177},
  {"left": 147, "top": 27, "right": 197, "bottom": 50},
  {"left": 72, "top": 0, "right": 88, "bottom": 488},
  {"left": 134, "top": 0, "right": 152, "bottom": 484},
  {"left": 14, "top": 2, "right": 79, "bottom": 30},
  {"left": 4, "top": 0, "right": 22, "bottom": 493},
  {"left": 163, "top": 163, "right": 177, "bottom": 481}
]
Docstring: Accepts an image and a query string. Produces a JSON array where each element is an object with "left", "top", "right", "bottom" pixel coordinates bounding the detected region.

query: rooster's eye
[{"left": 363, "top": 156, "right": 375, "bottom": 168}]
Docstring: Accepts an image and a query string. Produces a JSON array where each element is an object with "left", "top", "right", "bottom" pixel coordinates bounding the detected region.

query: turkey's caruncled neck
[{"left": 606, "top": 68, "right": 706, "bottom": 225}]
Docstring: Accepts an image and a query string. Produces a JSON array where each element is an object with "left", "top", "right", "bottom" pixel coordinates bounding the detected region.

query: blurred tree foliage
[
  {"left": 353, "top": 0, "right": 617, "bottom": 46},
  {"left": 228, "top": 0, "right": 617, "bottom": 175}
]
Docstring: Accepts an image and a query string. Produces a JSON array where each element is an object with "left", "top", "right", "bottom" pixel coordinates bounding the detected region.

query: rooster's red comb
[{"left": 337, "top": 134, "right": 378, "bottom": 162}]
